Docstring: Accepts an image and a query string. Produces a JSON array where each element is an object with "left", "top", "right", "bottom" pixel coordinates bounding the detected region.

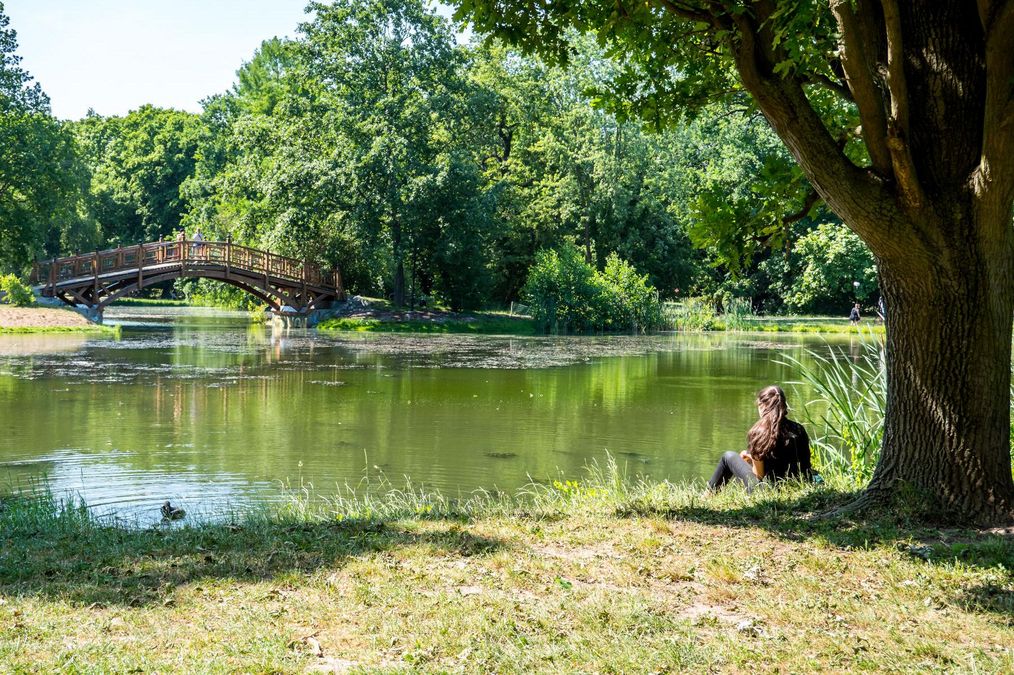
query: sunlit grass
[{"left": 2, "top": 458, "right": 1011, "bottom": 672}]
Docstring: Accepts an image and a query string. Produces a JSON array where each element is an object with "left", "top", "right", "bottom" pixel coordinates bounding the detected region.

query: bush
[
  {"left": 0, "top": 274, "right": 35, "bottom": 306},
  {"left": 521, "top": 244, "right": 662, "bottom": 333},
  {"left": 599, "top": 254, "right": 663, "bottom": 332}
]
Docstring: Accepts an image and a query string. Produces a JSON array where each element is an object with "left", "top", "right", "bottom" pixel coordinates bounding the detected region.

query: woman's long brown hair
[{"left": 747, "top": 385, "right": 788, "bottom": 460}]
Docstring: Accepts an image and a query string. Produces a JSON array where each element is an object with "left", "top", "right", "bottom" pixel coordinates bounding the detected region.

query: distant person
[
  {"left": 173, "top": 229, "right": 185, "bottom": 260},
  {"left": 877, "top": 296, "right": 886, "bottom": 322},
  {"left": 192, "top": 227, "right": 205, "bottom": 257},
  {"left": 848, "top": 302, "right": 861, "bottom": 324},
  {"left": 704, "top": 385, "right": 811, "bottom": 494}
]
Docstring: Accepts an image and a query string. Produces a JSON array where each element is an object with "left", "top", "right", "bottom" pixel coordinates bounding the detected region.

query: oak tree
[{"left": 454, "top": 0, "right": 1014, "bottom": 522}]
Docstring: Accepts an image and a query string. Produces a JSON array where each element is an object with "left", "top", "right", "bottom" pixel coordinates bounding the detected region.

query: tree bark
[
  {"left": 392, "top": 216, "right": 405, "bottom": 307},
  {"left": 869, "top": 205, "right": 1014, "bottom": 523},
  {"left": 720, "top": 0, "right": 1014, "bottom": 524}
]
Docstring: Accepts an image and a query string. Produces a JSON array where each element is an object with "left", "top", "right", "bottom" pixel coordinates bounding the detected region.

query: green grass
[
  {"left": 1, "top": 464, "right": 1011, "bottom": 672},
  {"left": 739, "top": 317, "right": 886, "bottom": 334},
  {"left": 318, "top": 313, "right": 537, "bottom": 335}
]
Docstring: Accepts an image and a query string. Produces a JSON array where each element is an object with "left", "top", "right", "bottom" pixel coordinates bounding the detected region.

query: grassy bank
[
  {"left": 1, "top": 467, "right": 1010, "bottom": 672},
  {"left": 0, "top": 324, "right": 117, "bottom": 335},
  {"left": 737, "top": 317, "right": 885, "bottom": 334},
  {"left": 318, "top": 312, "right": 537, "bottom": 335}
]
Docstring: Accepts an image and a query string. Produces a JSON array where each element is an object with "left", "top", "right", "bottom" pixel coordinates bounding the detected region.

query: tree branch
[
  {"left": 881, "top": 0, "right": 925, "bottom": 211},
  {"left": 804, "top": 72, "right": 853, "bottom": 101},
  {"left": 830, "top": 0, "right": 892, "bottom": 177},
  {"left": 784, "top": 188, "right": 822, "bottom": 226},
  {"left": 718, "top": 7, "right": 900, "bottom": 254},
  {"left": 975, "top": 0, "right": 1014, "bottom": 232}
]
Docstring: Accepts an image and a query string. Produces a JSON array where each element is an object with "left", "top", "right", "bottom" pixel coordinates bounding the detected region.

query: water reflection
[{"left": 0, "top": 308, "right": 846, "bottom": 522}]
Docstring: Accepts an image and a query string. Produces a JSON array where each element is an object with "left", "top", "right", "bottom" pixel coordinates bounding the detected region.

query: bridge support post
[
  {"left": 92, "top": 249, "right": 99, "bottom": 305},
  {"left": 137, "top": 243, "right": 144, "bottom": 292}
]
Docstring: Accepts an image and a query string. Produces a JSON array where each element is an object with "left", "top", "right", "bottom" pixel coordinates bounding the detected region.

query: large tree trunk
[{"left": 868, "top": 208, "right": 1014, "bottom": 523}]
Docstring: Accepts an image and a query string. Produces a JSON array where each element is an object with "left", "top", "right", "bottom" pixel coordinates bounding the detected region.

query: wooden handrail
[{"left": 34, "top": 240, "right": 338, "bottom": 290}]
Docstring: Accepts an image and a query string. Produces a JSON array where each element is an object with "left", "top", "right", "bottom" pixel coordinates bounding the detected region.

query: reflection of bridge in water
[{"left": 31, "top": 240, "right": 344, "bottom": 322}]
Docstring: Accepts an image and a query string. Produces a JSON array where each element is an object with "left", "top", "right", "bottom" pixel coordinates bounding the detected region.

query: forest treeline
[{"left": 0, "top": 0, "right": 877, "bottom": 314}]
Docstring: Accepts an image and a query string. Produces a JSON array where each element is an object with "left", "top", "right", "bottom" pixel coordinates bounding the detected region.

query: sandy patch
[{"left": 0, "top": 305, "right": 94, "bottom": 329}]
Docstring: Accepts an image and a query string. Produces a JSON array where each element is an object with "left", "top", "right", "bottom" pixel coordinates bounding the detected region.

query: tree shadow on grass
[
  {"left": 616, "top": 485, "right": 1014, "bottom": 617},
  {"left": 0, "top": 502, "right": 504, "bottom": 608}
]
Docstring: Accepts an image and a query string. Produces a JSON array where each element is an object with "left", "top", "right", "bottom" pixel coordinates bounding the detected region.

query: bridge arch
[
  {"left": 97, "top": 271, "right": 284, "bottom": 311},
  {"left": 31, "top": 240, "right": 344, "bottom": 317}
]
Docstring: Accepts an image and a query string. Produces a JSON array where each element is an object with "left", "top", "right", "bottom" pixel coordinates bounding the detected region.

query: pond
[{"left": 0, "top": 307, "right": 859, "bottom": 522}]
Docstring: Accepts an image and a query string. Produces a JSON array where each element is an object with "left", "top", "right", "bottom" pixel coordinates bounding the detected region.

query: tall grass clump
[
  {"left": 721, "top": 296, "right": 753, "bottom": 331},
  {"left": 665, "top": 296, "right": 718, "bottom": 331},
  {"left": 781, "top": 334, "right": 886, "bottom": 486}
]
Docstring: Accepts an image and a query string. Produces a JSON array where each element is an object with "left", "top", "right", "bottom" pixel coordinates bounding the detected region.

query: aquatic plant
[
  {"left": 663, "top": 297, "right": 718, "bottom": 331},
  {"left": 780, "top": 334, "right": 886, "bottom": 486},
  {"left": 785, "top": 336, "right": 1014, "bottom": 484}
]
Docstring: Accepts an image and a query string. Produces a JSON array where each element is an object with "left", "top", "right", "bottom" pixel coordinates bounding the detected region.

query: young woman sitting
[{"left": 706, "top": 385, "right": 811, "bottom": 493}]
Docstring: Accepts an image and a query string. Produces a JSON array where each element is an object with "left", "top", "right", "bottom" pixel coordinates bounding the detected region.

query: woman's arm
[{"left": 740, "top": 451, "right": 765, "bottom": 479}]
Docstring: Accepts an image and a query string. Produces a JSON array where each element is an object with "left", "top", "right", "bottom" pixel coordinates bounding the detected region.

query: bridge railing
[{"left": 31, "top": 240, "right": 340, "bottom": 292}]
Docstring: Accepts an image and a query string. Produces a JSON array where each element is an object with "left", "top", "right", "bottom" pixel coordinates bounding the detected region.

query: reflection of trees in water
[{"left": 0, "top": 334, "right": 830, "bottom": 506}]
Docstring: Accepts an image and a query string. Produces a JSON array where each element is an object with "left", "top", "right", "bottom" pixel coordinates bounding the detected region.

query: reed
[{"left": 780, "top": 334, "right": 886, "bottom": 486}]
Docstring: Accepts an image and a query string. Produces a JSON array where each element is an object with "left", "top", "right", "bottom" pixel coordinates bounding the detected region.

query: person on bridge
[
  {"left": 172, "top": 229, "right": 185, "bottom": 261},
  {"left": 703, "top": 385, "right": 811, "bottom": 494},
  {"left": 192, "top": 227, "right": 205, "bottom": 257}
]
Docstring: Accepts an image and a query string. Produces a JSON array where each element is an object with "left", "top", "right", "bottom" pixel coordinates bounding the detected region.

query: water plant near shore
[{"left": 781, "top": 335, "right": 886, "bottom": 486}]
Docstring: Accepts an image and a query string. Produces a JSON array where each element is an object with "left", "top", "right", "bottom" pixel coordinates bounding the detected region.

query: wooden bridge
[{"left": 30, "top": 239, "right": 344, "bottom": 318}]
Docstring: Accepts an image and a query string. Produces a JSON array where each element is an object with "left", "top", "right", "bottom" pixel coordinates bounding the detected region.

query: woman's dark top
[{"left": 761, "top": 420, "right": 811, "bottom": 481}]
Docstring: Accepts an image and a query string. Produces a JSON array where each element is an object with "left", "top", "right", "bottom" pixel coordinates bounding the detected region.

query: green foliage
[
  {"left": 71, "top": 106, "right": 205, "bottom": 246},
  {"left": 0, "top": 273, "right": 34, "bottom": 306},
  {"left": 0, "top": 0, "right": 884, "bottom": 316},
  {"left": 664, "top": 297, "right": 718, "bottom": 331},
  {"left": 600, "top": 253, "right": 663, "bottom": 331},
  {"left": 782, "top": 336, "right": 886, "bottom": 486},
  {"left": 785, "top": 222, "right": 878, "bottom": 314},
  {"left": 522, "top": 244, "right": 607, "bottom": 333},
  {"left": 173, "top": 278, "right": 263, "bottom": 311},
  {"left": 0, "top": 5, "right": 92, "bottom": 272},
  {"left": 522, "top": 243, "right": 661, "bottom": 333}
]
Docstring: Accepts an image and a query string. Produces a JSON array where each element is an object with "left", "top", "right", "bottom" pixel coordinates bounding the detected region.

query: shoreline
[
  {"left": 1, "top": 472, "right": 1010, "bottom": 672},
  {"left": 0, "top": 305, "right": 118, "bottom": 335}
]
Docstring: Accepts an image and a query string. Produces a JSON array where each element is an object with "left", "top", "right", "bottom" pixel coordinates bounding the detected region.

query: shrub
[
  {"left": 599, "top": 254, "right": 663, "bottom": 332},
  {"left": 0, "top": 274, "right": 35, "bottom": 306},
  {"left": 522, "top": 244, "right": 662, "bottom": 333}
]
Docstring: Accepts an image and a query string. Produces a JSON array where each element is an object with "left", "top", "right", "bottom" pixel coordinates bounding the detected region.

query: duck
[{"left": 161, "top": 500, "right": 186, "bottom": 521}]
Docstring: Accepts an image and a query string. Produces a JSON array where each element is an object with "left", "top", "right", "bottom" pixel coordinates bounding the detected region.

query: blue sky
[{"left": 7, "top": 1, "right": 463, "bottom": 120}]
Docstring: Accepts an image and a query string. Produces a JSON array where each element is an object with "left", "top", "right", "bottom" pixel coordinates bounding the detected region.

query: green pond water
[{"left": 0, "top": 307, "right": 860, "bottom": 523}]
